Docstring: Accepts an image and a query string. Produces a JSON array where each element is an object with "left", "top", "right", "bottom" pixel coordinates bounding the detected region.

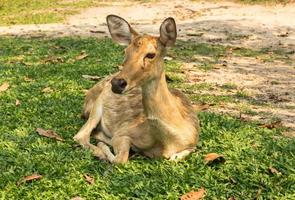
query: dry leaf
[
  {"left": 15, "top": 99, "right": 21, "bottom": 106},
  {"left": 204, "top": 153, "right": 225, "bottom": 165},
  {"left": 84, "top": 174, "right": 95, "bottom": 185},
  {"left": 17, "top": 173, "right": 42, "bottom": 185},
  {"left": 44, "top": 56, "right": 64, "bottom": 64},
  {"left": 90, "top": 30, "right": 106, "bottom": 34},
  {"left": 259, "top": 121, "right": 282, "bottom": 129},
  {"left": 75, "top": 51, "right": 88, "bottom": 61},
  {"left": 36, "top": 128, "right": 64, "bottom": 141},
  {"left": 181, "top": 188, "right": 206, "bottom": 200},
  {"left": 269, "top": 167, "right": 281, "bottom": 175},
  {"left": 0, "top": 82, "right": 10, "bottom": 93},
  {"left": 71, "top": 197, "right": 84, "bottom": 200},
  {"left": 82, "top": 75, "right": 101, "bottom": 81},
  {"left": 42, "top": 87, "right": 53, "bottom": 93}
]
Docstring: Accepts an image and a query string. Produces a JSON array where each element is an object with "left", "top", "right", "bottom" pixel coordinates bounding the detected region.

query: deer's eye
[{"left": 145, "top": 53, "right": 156, "bottom": 59}]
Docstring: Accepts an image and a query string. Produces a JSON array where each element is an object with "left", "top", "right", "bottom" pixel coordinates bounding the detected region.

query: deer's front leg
[
  {"left": 73, "top": 117, "right": 99, "bottom": 147},
  {"left": 112, "top": 136, "right": 131, "bottom": 164},
  {"left": 73, "top": 102, "right": 107, "bottom": 161},
  {"left": 73, "top": 99, "right": 102, "bottom": 146}
]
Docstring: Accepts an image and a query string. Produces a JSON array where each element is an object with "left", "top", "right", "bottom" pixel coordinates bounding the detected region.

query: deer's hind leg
[
  {"left": 93, "top": 130, "right": 115, "bottom": 162},
  {"left": 169, "top": 148, "right": 195, "bottom": 161},
  {"left": 81, "top": 80, "right": 106, "bottom": 119}
]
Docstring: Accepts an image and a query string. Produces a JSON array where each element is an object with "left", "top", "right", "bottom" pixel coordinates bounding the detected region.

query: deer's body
[{"left": 74, "top": 16, "right": 200, "bottom": 163}]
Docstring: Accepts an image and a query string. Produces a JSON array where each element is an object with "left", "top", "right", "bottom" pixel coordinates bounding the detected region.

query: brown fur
[{"left": 73, "top": 15, "right": 200, "bottom": 163}]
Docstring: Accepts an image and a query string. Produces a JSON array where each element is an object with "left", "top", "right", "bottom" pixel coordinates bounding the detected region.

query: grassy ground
[
  {"left": 0, "top": 37, "right": 295, "bottom": 199},
  {"left": 1, "top": 0, "right": 294, "bottom": 26},
  {"left": 0, "top": 0, "right": 106, "bottom": 25}
]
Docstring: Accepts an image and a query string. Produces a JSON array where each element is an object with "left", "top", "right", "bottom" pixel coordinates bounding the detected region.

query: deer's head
[{"left": 106, "top": 15, "right": 177, "bottom": 94}]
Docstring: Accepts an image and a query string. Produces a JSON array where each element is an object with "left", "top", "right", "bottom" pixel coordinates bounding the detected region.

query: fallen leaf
[
  {"left": 15, "top": 99, "right": 20, "bottom": 106},
  {"left": 42, "top": 87, "right": 53, "bottom": 93},
  {"left": 75, "top": 51, "right": 88, "bottom": 61},
  {"left": 84, "top": 174, "right": 95, "bottom": 185},
  {"left": 90, "top": 30, "right": 106, "bottom": 34},
  {"left": 17, "top": 173, "right": 42, "bottom": 185},
  {"left": 228, "top": 197, "right": 236, "bottom": 200},
  {"left": 0, "top": 82, "right": 10, "bottom": 93},
  {"left": 36, "top": 128, "right": 64, "bottom": 141},
  {"left": 82, "top": 75, "right": 101, "bottom": 81},
  {"left": 43, "top": 56, "right": 64, "bottom": 64},
  {"left": 180, "top": 188, "right": 206, "bottom": 200},
  {"left": 204, "top": 153, "right": 225, "bottom": 165},
  {"left": 71, "top": 197, "right": 84, "bottom": 200},
  {"left": 259, "top": 121, "right": 282, "bottom": 129},
  {"left": 269, "top": 167, "right": 282, "bottom": 175}
]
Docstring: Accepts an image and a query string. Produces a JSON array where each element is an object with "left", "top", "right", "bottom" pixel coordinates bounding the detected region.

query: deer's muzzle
[{"left": 111, "top": 78, "right": 127, "bottom": 94}]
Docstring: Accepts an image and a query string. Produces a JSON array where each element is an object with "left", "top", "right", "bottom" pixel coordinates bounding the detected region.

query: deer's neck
[{"left": 142, "top": 71, "right": 175, "bottom": 119}]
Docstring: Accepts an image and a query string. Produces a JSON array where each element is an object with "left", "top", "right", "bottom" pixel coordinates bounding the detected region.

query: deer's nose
[{"left": 111, "top": 78, "right": 127, "bottom": 94}]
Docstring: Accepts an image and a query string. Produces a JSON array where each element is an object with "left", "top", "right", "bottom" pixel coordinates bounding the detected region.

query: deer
[{"left": 73, "top": 15, "right": 200, "bottom": 164}]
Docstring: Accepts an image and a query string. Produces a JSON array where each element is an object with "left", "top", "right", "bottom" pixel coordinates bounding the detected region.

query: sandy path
[
  {"left": 1, "top": 0, "right": 295, "bottom": 51},
  {"left": 0, "top": 0, "right": 294, "bottom": 133}
]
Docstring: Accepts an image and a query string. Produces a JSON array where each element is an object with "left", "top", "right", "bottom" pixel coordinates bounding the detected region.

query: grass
[
  {"left": 0, "top": 0, "right": 107, "bottom": 25},
  {"left": 1, "top": 0, "right": 293, "bottom": 26},
  {"left": 1, "top": 37, "right": 295, "bottom": 199}
]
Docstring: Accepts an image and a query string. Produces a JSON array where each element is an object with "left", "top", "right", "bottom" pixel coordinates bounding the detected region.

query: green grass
[
  {"left": 1, "top": 0, "right": 293, "bottom": 26},
  {"left": 1, "top": 37, "right": 295, "bottom": 199},
  {"left": 0, "top": 0, "right": 107, "bottom": 25}
]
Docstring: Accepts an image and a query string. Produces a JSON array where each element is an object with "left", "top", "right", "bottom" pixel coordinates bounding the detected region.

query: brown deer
[{"left": 73, "top": 15, "right": 200, "bottom": 163}]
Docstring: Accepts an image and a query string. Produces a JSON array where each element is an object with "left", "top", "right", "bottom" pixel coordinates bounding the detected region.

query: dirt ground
[{"left": 0, "top": 0, "right": 294, "bottom": 134}]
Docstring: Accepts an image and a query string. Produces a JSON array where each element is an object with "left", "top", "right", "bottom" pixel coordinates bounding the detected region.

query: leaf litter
[
  {"left": 36, "top": 128, "right": 64, "bottom": 141},
  {"left": 180, "top": 188, "right": 206, "bottom": 200},
  {"left": 17, "top": 173, "right": 42, "bottom": 185}
]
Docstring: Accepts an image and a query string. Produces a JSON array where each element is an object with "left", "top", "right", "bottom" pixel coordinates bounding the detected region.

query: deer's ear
[
  {"left": 106, "top": 15, "right": 138, "bottom": 45},
  {"left": 159, "top": 17, "right": 177, "bottom": 47}
]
